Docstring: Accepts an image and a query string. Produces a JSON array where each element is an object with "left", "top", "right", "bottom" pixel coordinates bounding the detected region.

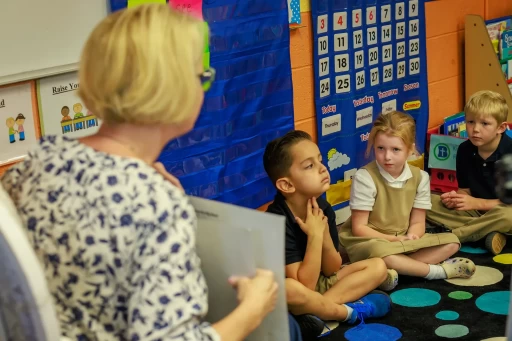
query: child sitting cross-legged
[
  {"left": 263, "top": 130, "right": 392, "bottom": 336},
  {"left": 339, "top": 111, "right": 476, "bottom": 290}
]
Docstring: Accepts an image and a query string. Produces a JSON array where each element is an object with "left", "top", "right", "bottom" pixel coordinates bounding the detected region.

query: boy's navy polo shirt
[
  {"left": 456, "top": 133, "right": 512, "bottom": 200},
  {"left": 266, "top": 192, "right": 339, "bottom": 265}
]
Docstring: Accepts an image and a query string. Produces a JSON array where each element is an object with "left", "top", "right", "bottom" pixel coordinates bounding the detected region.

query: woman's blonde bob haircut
[{"left": 78, "top": 4, "right": 205, "bottom": 125}]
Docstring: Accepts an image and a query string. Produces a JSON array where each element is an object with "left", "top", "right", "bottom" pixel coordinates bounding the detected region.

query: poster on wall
[
  {"left": 0, "top": 82, "right": 39, "bottom": 165},
  {"left": 37, "top": 72, "right": 99, "bottom": 139},
  {"left": 311, "top": 0, "right": 430, "bottom": 210}
]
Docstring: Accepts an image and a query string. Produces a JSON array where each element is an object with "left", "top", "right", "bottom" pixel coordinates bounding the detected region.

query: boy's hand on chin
[{"left": 295, "top": 197, "right": 327, "bottom": 237}]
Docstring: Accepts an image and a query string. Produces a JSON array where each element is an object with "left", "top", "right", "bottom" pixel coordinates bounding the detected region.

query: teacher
[{"left": 1, "top": 4, "right": 279, "bottom": 340}]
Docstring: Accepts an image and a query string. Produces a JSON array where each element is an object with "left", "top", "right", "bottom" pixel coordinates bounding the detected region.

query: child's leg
[
  {"left": 382, "top": 254, "right": 430, "bottom": 277},
  {"left": 286, "top": 278, "right": 348, "bottom": 321},
  {"left": 407, "top": 243, "right": 459, "bottom": 264},
  {"left": 383, "top": 243, "right": 458, "bottom": 276},
  {"left": 322, "top": 258, "right": 387, "bottom": 304},
  {"left": 383, "top": 243, "right": 474, "bottom": 279},
  {"left": 427, "top": 194, "right": 512, "bottom": 243}
]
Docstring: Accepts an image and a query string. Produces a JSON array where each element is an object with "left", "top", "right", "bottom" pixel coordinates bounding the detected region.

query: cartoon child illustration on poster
[
  {"left": 6, "top": 117, "right": 16, "bottom": 143},
  {"left": 73, "top": 103, "right": 84, "bottom": 130},
  {"left": 61, "top": 106, "right": 72, "bottom": 133},
  {"left": 61, "top": 106, "right": 71, "bottom": 121},
  {"left": 15, "top": 113, "right": 25, "bottom": 141}
]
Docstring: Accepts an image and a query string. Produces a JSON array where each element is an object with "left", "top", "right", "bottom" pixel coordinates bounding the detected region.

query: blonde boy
[{"left": 427, "top": 90, "right": 512, "bottom": 254}]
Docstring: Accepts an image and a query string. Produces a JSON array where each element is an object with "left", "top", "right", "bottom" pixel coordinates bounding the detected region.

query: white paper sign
[
  {"left": 0, "top": 82, "right": 38, "bottom": 165},
  {"left": 37, "top": 72, "right": 100, "bottom": 138},
  {"left": 190, "top": 197, "right": 289, "bottom": 341}
]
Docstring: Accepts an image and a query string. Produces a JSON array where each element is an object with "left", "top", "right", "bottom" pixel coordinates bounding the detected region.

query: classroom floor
[{"left": 313, "top": 242, "right": 511, "bottom": 341}]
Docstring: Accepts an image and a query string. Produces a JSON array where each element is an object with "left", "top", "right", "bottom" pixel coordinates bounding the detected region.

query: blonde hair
[
  {"left": 366, "top": 111, "right": 416, "bottom": 156},
  {"left": 78, "top": 4, "right": 204, "bottom": 125},
  {"left": 464, "top": 90, "right": 508, "bottom": 124}
]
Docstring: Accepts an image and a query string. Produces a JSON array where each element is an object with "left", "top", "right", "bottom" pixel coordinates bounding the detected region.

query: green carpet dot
[
  {"left": 448, "top": 291, "right": 473, "bottom": 300},
  {"left": 435, "top": 324, "right": 469, "bottom": 338}
]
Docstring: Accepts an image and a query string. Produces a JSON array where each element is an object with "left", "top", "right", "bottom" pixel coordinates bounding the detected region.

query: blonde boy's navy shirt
[
  {"left": 266, "top": 192, "right": 339, "bottom": 265},
  {"left": 456, "top": 133, "right": 512, "bottom": 200}
]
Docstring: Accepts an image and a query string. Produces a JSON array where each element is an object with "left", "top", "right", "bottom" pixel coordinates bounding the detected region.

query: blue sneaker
[{"left": 345, "top": 291, "right": 391, "bottom": 324}]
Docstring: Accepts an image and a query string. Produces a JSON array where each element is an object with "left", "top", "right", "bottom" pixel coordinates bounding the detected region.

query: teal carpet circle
[
  {"left": 436, "top": 310, "right": 460, "bottom": 321},
  {"left": 391, "top": 288, "right": 441, "bottom": 307},
  {"left": 475, "top": 291, "right": 510, "bottom": 315}
]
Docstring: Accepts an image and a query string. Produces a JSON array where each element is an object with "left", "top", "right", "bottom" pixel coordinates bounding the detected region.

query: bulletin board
[
  {"left": 159, "top": 1, "right": 295, "bottom": 209},
  {"left": 311, "top": 0, "right": 429, "bottom": 209},
  {"left": 108, "top": 1, "right": 295, "bottom": 209}
]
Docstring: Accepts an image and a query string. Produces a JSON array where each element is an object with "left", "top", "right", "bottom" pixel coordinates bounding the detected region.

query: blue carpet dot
[
  {"left": 345, "top": 323, "right": 402, "bottom": 341},
  {"left": 391, "top": 288, "right": 441, "bottom": 307},
  {"left": 476, "top": 291, "right": 510, "bottom": 315},
  {"left": 460, "top": 245, "right": 488, "bottom": 254},
  {"left": 435, "top": 324, "right": 469, "bottom": 338},
  {"left": 435, "top": 310, "right": 459, "bottom": 321}
]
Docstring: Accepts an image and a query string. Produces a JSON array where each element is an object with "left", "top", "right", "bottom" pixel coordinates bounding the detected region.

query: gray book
[{"left": 190, "top": 196, "right": 289, "bottom": 341}]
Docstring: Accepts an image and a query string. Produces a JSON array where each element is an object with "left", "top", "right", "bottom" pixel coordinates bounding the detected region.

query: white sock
[
  {"left": 424, "top": 264, "right": 447, "bottom": 280},
  {"left": 342, "top": 304, "right": 354, "bottom": 322}
]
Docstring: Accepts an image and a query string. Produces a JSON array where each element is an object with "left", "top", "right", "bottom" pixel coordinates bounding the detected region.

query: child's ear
[
  {"left": 276, "top": 177, "right": 295, "bottom": 194},
  {"left": 497, "top": 121, "right": 508, "bottom": 134}
]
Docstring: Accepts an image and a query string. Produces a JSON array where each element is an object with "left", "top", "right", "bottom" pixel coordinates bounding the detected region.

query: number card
[
  {"left": 395, "top": 2, "right": 405, "bottom": 20},
  {"left": 368, "top": 47, "right": 379, "bottom": 66},
  {"left": 334, "top": 12, "right": 347, "bottom": 30},
  {"left": 319, "top": 57, "right": 330, "bottom": 77},
  {"left": 318, "top": 36, "right": 329, "bottom": 55},
  {"left": 381, "top": 4, "right": 391, "bottom": 23},
  {"left": 318, "top": 14, "right": 328, "bottom": 34},
  {"left": 334, "top": 33, "right": 349, "bottom": 51},
  {"left": 336, "top": 74, "right": 351, "bottom": 94},
  {"left": 335, "top": 54, "right": 350, "bottom": 73}
]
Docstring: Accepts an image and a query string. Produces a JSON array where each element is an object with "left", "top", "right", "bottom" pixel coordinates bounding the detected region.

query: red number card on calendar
[{"left": 169, "top": 0, "right": 203, "bottom": 20}]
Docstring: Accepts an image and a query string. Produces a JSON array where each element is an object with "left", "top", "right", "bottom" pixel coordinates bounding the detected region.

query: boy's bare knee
[
  {"left": 285, "top": 278, "right": 310, "bottom": 306},
  {"left": 370, "top": 258, "right": 388, "bottom": 280}
]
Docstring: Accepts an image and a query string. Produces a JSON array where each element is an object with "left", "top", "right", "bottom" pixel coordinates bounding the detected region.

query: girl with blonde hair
[{"left": 339, "top": 111, "right": 475, "bottom": 291}]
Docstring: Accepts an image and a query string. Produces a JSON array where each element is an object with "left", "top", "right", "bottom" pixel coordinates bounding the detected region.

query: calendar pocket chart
[{"left": 311, "top": 0, "right": 429, "bottom": 209}]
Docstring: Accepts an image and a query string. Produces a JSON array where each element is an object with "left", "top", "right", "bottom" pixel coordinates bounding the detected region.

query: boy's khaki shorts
[{"left": 315, "top": 272, "right": 339, "bottom": 294}]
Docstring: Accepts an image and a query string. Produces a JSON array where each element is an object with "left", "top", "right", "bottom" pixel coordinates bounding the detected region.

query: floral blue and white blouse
[{"left": 1, "top": 135, "right": 220, "bottom": 341}]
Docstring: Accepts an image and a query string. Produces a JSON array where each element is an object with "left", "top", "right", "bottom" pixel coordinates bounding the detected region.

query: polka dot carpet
[{"left": 312, "top": 242, "right": 511, "bottom": 341}]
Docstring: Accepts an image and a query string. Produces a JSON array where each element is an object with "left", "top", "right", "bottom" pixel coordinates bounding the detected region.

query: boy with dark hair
[
  {"left": 263, "top": 130, "right": 392, "bottom": 334},
  {"left": 427, "top": 90, "right": 512, "bottom": 255}
]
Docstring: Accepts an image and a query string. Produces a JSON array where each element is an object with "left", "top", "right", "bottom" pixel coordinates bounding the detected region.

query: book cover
[
  {"left": 443, "top": 112, "right": 465, "bottom": 137},
  {"left": 501, "top": 29, "right": 512, "bottom": 60}
]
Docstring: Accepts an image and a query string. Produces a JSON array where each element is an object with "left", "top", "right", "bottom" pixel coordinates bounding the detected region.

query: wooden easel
[{"left": 465, "top": 14, "right": 512, "bottom": 121}]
